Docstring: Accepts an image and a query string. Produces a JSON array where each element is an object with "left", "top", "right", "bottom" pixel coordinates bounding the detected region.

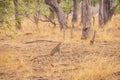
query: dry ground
[{"left": 0, "top": 15, "right": 120, "bottom": 80}]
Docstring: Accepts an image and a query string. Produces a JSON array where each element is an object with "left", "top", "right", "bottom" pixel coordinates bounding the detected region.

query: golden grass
[
  {"left": 67, "top": 56, "right": 120, "bottom": 80},
  {"left": 0, "top": 51, "right": 119, "bottom": 80},
  {"left": 0, "top": 14, "right": 119, "bottom": 43},
  {"left": 0, "top": 51, "right": 33, "bottom": 79},
  {"left": 19, "top": 14, "right": 120, "bottom": 43},
  {"left": 0, "top": 15, "right": 120, "bottom": 80}
]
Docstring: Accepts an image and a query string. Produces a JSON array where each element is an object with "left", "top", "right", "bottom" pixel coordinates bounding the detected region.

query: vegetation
[
  {"left": 0, "top": 0, "right": 120, "bottom": 80},
  {"left": 0, "top": 0, "right": 120, "bottom": 38}
]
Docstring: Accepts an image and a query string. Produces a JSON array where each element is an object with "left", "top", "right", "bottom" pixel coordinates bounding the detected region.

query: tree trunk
[
  {"left": 45, "top": 0, "right": 67, "bottom": 38},
  {"left": 45, "top": 0, "right": 67, "bottom": 29},
  {"left": 57, "top": 0, "right": 61, "bottom": 4},
  {"left": 72, "top": 0, "right": 78, "bottom": 22},
  {"left": 81, "top": 0, "right": 92, "bottom": 39},
  {"left": 13, "top": 0, "right": 21, "bottom": 30},
  {"left": 71, "top": 0, "right": 78, "bottom": 38},
  {"left": 99, "top": 0, "right": 116, "bottom": 27},
  {"left": 34, "top": 0, "right": 41, "bottom": 31},
  {"left": 99, "top": 0, "right": 104, "bottom": 27}
]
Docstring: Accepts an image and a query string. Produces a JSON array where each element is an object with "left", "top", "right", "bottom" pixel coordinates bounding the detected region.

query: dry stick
[
  {"left": 24, "top": 15, "right": 40, "bottom": 32},
  {"left": 63, "top": 27, "right": 66, "bottom": 39},
  {"left": 34, "top": 16, "right": 41, "bottom": 33},
  {"left": 39, "top": 15, "right": 57, "bottom": 28},
  {"left": 90, "top": 15, "right": 96, "bottom": 45},
  {"left": 90, "top": 30, "right": 96, "bottom": 45},
  {"left": 50, "top": 42, "right": 62, "bottom": 56},
  {"left": 25, "top": 14, "right": 57, "bottom": 30},
  {"left": 71, "top": 23, "right": 74, "bottom": 39},
  {"left": 43, "top": 15, "right": 57, "bottom": 27}
]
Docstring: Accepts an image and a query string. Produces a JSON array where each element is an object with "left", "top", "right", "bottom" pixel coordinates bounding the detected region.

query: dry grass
[
  {"left": 0, "top": 15, "right": 120, "bottom": 80},
  {"left": 0, "top": 15, "right": 120, "bottom": 42},
  {"left": 20, "top": 14, "right": 120, "bottom": 43},
  {"left": 67, "top": 56, "right": 120, "bottom": 80}
]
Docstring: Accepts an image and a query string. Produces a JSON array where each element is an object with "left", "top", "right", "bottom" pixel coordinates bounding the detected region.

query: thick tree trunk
[
  {"left": 45, "top": 0, "right": 67, "bottom": 29},
  {"left": 72, "top": 0, "right": 78, "bottom": 22},
  {"left": 99, "top": 0, "right": 104, "bottom": 27},
  {"left": 99, "top": 0, "right": 116, "bottom": 27},
  {"left": 71, "top": 0, "right": 78, "bottom": 38},
  {"left": 57, "top": 0, "right": 61, "bottom": 4},
  {"left": 13, "top": 0, "right": 21, "bottom": 29},
  {"left": 45, "top": 0, "right": 67, "bottom": 38},
  {"left": 81, "top": 0, "right": 92, "bottom": 39}
]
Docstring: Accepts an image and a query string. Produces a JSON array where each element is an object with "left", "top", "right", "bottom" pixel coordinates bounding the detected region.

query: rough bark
[
  {"left": 57, "top": 0, "right": 61, "bottom": 4},
  {"left": 13, "top": 0, "right": 21, "bottom": 29},
  {"left": 72, "top": 0, "right": 78, "bottom": 22},
  {"left": 71, "top": 0, "right": 78, "bottom": 38},
  {"left": 99, "top": 0, "right": 104, "bottom": 27},
  {"left": 81, "top": 0, "right": 92, "bottom": 39},
  {"left": 99, "top": 0, "right": 116, "bottom": 27},
  {"left": 45, "top": 0, "right": 67, "bottom": 29}
]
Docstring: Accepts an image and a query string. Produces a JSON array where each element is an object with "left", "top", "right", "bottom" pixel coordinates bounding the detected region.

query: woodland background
[{"left": 0, "top": 0, "right": 120, "bottom": 80}]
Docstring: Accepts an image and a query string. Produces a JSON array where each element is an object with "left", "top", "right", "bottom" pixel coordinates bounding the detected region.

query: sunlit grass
[
  {"left": 67, "top": 56, "right": 120, "bottom": 80},
  {"left": 18, "top": 14, "right": 120, "bottom": 43},
  {"left": 0, "top": 15, "right": 119, "bottom": 43},
  {"left": 0, "top": 15, "right": 120, "bottom": 80}
]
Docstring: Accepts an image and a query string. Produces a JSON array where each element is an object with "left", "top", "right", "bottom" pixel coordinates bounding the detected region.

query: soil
[{"left": 0, "top": 32, "right": 120, "bottom": 80}]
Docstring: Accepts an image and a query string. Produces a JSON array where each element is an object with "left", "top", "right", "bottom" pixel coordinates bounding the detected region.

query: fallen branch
[{"left": 90, "top": 30, "right": 96, "bottom": 45}]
